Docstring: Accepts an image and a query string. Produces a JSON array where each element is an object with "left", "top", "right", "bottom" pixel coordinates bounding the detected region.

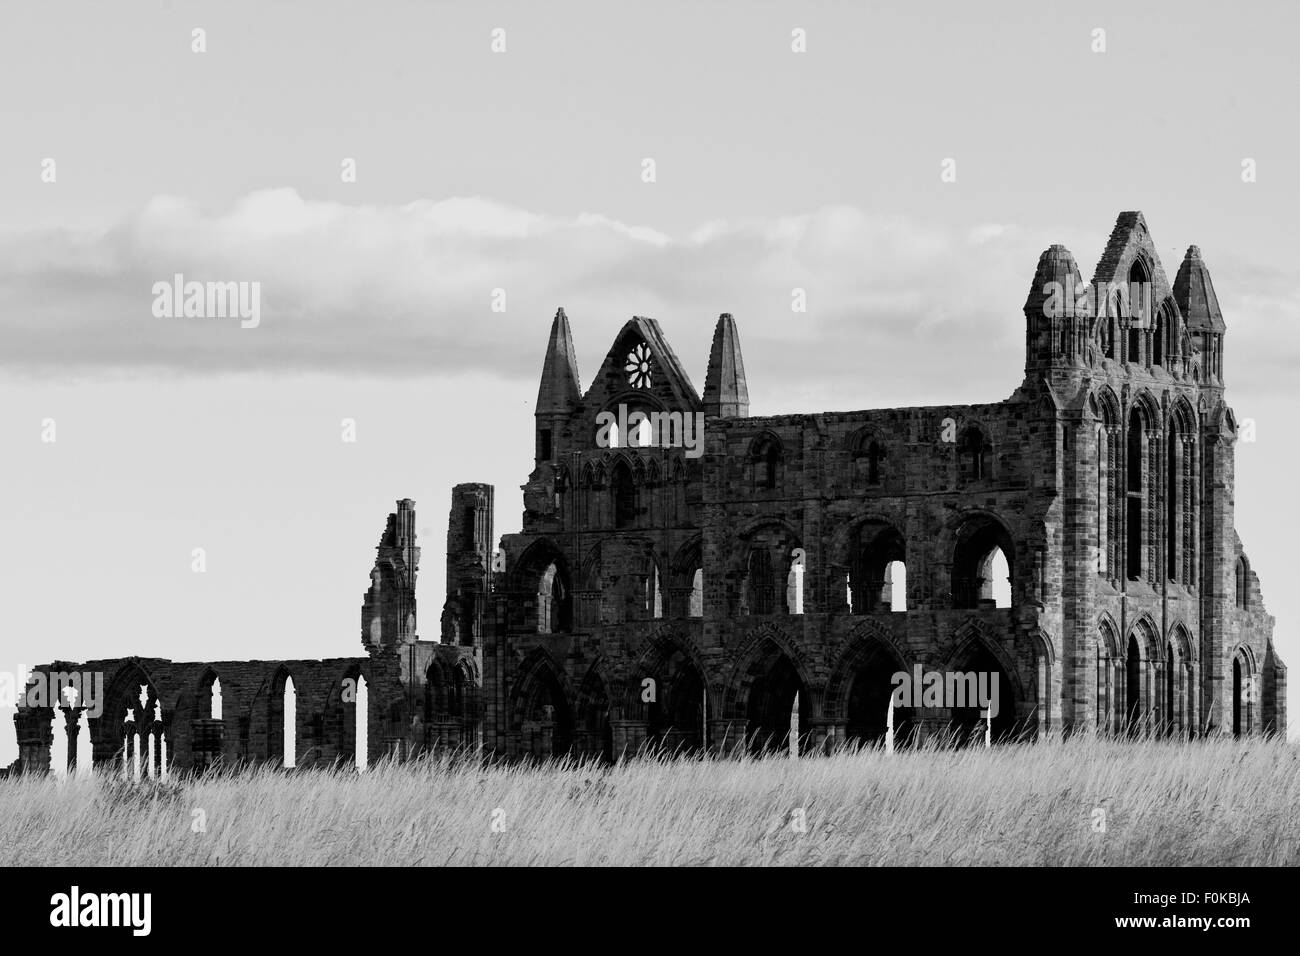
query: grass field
[{"left": 2, "top": 736, "right": 1297, "bottom": 866}]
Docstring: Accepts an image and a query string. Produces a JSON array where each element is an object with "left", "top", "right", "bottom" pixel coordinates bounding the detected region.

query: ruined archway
[
  {"left": 635, "top": 634, "right": 708, "bottom": 756},
  {"left": 511, "top": 651, "right": 572, "bottom": 759},
  {"left": 727, "top": 634, "right": 810, "bottom": 756},
  {"left": 828, "top": 626, "right": 911, "bottom": 748},
  {"left": 946, "top": 636, "right": 1018, "bottom": 745}
]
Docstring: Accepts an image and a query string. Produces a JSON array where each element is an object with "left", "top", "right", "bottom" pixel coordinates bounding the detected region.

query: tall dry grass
[{"left": 2, "top": 735, "right": 1296, "bottom": 866}]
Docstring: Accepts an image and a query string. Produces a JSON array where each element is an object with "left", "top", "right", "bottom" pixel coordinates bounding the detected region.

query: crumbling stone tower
[{"left": 469, "top": 211, "right": 1284, "bottom": 760}]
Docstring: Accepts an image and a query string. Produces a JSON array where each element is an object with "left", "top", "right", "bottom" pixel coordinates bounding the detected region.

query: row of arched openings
[
  {"left": 742, "top": 517, "right": 1012, "bottom": 616},
  {"left": 1096, "top": 619, "right": 1196, "bottom": 738},
  {"left": 509, "top": 627, "right": 1039, "bottom": 761},
  {"left": 1097, "top": 258, "right": 1197, "bottom": 375},
  {"left": 754, "top": 426, "right": 994, "bottom": 493},
  {"left": 1093, "top": 389, "right": 1197, "bottom": 586}
]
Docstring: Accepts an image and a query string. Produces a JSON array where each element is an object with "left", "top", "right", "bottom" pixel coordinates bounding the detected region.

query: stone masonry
[{"left": 11, "top": 211, "right": 1285, "bottom": 773}]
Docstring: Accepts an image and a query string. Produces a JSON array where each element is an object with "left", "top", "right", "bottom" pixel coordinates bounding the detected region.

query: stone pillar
[
  {"left": 708, "top": 717, "right": 748, "bottom": 755},
  {"left": 610, "top": 719, "right": 647, "bottom": 760},
  {"left": 804, "top": 718, "right": 847, "bottom": 754}
]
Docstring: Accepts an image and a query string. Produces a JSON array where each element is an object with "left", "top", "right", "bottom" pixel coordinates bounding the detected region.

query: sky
[{"left": 2, "top": 0, "right": 1298, "bottom": 760}]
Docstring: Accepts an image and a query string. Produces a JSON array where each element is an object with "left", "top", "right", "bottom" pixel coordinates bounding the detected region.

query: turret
[
  {"left": 535, "top": 307, "right": 582, "bottom": 464},
  {"left": 702, "top": 312, "right": 749, "bottom": 418},
  {"left": 1173, "top": 245, "right": 1226, "bottom": 386},
  {"left": 1024, "top": 244, "right": 1087, "bottom": 373}
]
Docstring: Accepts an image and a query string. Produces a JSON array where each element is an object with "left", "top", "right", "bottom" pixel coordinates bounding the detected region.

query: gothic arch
[
  {"left": 669, "top": 536, "right": 704, "bottom": 618},
  {"left": 1127, "top": 614, "right": 1160, "bottom": 659},
  {"left": 942, "top": 620, "right": 1024, "bottom": 742},
  {"left": 748, "top": 431, "right": 784, "bottom": 490},
  {"left": 1122, "top": 616, "right": 1159, "bottom": 736},
  {"left": 632, "top": 627, "right": 708, "bottom": 687},
  {"left": 510, "top": 647, "right": 574, "bottom": 757},
  {"left": 1093, "top": 386, "right": 1120, "bottom": 427},
  {"left": 955, "top": 421, "right": 993, "bottom": 483},
  {"left": 1095, "top": 615, "right": 1121, "bottom": 734},
  {"left": 1231, "top": 643, "right": 1258, "bottom": 738},
  {"left": 573, "top": 662, "right": 615, "bottom": 761},
  {"left": 848, "top": 427, "right": 888, "bottom": 485},
  {"left": 827, "top": 511, "right": 906, "bottom": 566},
  {"left": 723, "top": 623, "right": 815, "bottom": 718},
  {"left": 942, "top": 619, "right": 1026, "bottom": 702},
  {"left": 94, "top": 659, "right": 161, "bottom": 764},
  {"left": 265, "top": 664, "right": 297, "bottom": 768},
  {"left": 1127, "top": 390, "right": 1160, "bottom": 429},
  {"left": 631, "top": 630, "right": 709, "bottom": 753},
  {"left": 942, "top": 508, "right": 1016, "bottom": 609},
  {"left": 824, "top": 620, "right": 908, "bottom": 720}
]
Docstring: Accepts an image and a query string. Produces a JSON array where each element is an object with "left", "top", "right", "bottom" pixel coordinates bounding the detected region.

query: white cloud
[{"left": 1, "top": 190, "right": 1289, "bottom": 409}]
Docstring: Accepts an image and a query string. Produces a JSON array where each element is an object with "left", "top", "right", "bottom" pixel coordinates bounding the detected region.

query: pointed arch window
[
  {"left": 1125, "top": 405, "right": 1148, "bottom": 580},
  {"left": 957, "top": 426, "right": 988, "bottom": 482},
  {"left": 752, "top": 436, "right": 783, "bottom": 491},
  {"left": 612, "top": 462, "right": 636, "bottom": 529}
]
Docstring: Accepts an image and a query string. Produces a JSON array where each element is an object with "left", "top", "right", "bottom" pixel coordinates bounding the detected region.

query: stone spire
[
  {"left": 702, "top": 313, "right": 749, "bottom": 418},
  {"left": 1173, "top": 245, "right": 1226, "bottom": 332},
  {"left": 536, "top": 307, "right": 582, "bottom": 415},
  {"left": 1024, "top": 244, "right": 1084, "bottom": 317}
]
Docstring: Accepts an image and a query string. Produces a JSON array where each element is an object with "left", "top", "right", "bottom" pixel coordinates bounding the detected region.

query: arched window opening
[
  {"left": 1095, "top": 626, "right": 1117, "bottom": 734},
  {"left": 537, "top": 561, "right": 571, "bottom": 634},
  {"left": 1153, "top": 310, "right": 1166, "bottom": 366},
  {"left": 1236, "top": 557, "right": 1249, "bottom": 609},
  {"left": 354, "top": 675, "right": 369, "bottom": 770},
  {"left": 753, "top": 436, "right": 782, "bottom": 491},
  {"left": 612, "top": 461, "right": 636, "bottom": 529},
  {"left": 1167, "top": 430, "right": 1179, "bottom": 582},
  {"left": 1094, "top": 395, "right": 1121, "bottom": 579},
  {"left": 986, "top": 548, "right": 1011, "bottom": 608},
  {"left": 845, "top": 643, "right": 912, "bottom": 747},
  {"left": 741, "top": 527, "right": 800, "bottom": 616},
  {"left": 886, "top": 560, "right": 907, "bottom": 611},
  {"left": 745, "top": 548, "right": 775, "bottom": 615},
  {"left": 1125, "top": 635, "right": 1142, "bottom": 737},
  {"left": 958, "top": 426, "right": 988, "bottom": 482},
  {"left": 848, "top": 523, "right": 905, "bottom": 613},
  {"left": 516, "top": 661, "right": 572, "bottom": 758},
  {"left": 1096, "top": 424, "right": 1107, "bottom": 574},
  {"left": 1126, "top": 407, "right": 1144, "bottom": 580},
  {"left": 645, "top": 562, "right": 663, "bottom": 619},
  {"left": 948, "top": 644, "right": 1017, "bottom": 745},
  {"left": 1230, "top": 650, "right": 1254, "bottom": 739},
  {"left": 1162, "top": 641, "right": 1185, "bottom": 738},
  {"left": 786, "top": 559, "right": 804, "bottom": 616},
  {"left": 744, "top": 645, "right": 806, "bottom": 756},
  {"left": 1126, "top": 259, "right": 1150, "bottom": 364},
  {"left": 282, "top": 676, "right": 296, "bottom": 769},
  {"left": 689, "top": 568, "right": 703, "bottom": 618},
  {"left": 210, "top": 677, "right": 223, "bottom": 720},
  {"left": 852, "top": 433, "right": 884, "bottom": 486},
  {"left": 951, "top": 517, "right": 1014, "bottom": 610}
]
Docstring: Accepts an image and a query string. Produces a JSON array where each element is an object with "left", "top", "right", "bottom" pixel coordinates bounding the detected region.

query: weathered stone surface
[{"left": 13, "top": 212, "right": 1283, "bottom": 775}]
